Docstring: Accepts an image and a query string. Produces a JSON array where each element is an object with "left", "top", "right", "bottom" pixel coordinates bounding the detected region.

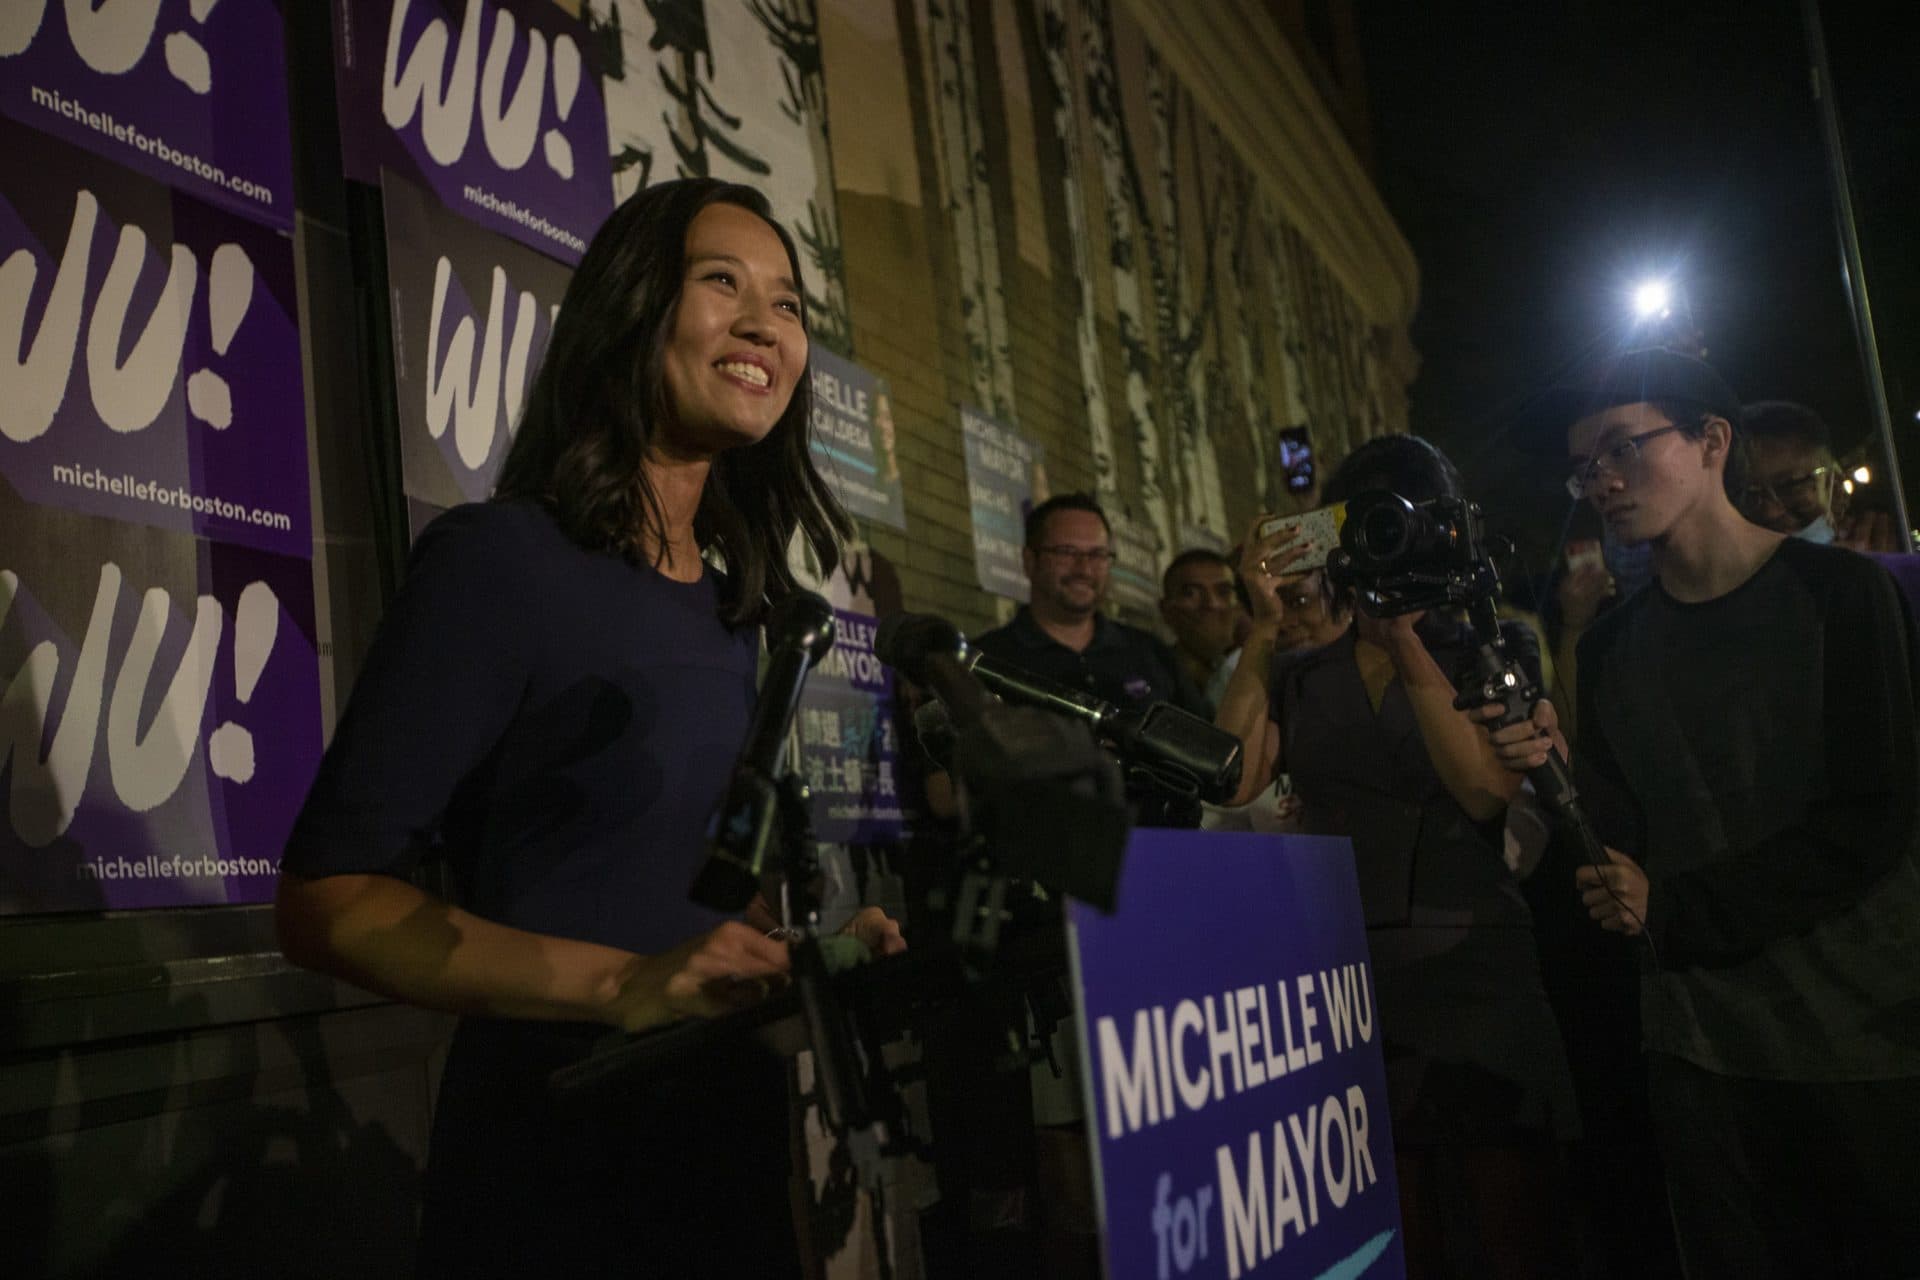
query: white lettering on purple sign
[
  {"left": 0, "top": 564, "right": 282, "bottom": 847},
  {"left": 0, "top": 190, "right": 257, "bottom": 444},
  {"left": 383, "top": 0, "right": 585, "bottom": 180},
  {"left": 425, "top": 254, "right": 560, "bottom": 471},
  {"left": 0, "top": 0, "right": 222, "bottom": 94},
  {"left": 1094, "top": 964, "right": 1385, "bottom": 1278}
]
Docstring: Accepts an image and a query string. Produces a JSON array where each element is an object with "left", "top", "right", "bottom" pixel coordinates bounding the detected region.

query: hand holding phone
[{"left": 1254, "top": 503, "right": 1349, "bottom": 574}]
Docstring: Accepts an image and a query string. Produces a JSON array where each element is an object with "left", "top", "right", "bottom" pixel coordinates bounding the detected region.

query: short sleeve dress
[{"left": 282, "top": 500, "right": 797, "bottom": 1276}]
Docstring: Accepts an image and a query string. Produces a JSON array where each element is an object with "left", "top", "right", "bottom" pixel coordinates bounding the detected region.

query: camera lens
[{"left": 1355, "top": 502, "right": 1412, "bottom": 562}]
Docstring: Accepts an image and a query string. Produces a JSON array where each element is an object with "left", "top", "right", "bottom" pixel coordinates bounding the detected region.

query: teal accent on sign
[{"left": 1314, "top": 1230, "right": 1396, "bottom": 1280}]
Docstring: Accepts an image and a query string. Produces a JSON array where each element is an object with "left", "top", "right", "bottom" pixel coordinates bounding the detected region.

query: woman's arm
[
  {"left": 1215, "top": 515, "right": 1311, "bottom": 807},
  {"left": 1363, "top": 615, "right": 1521, "bottom": 822},
  {"left": 1215, "top": 621, "right": 1286, "bottom": 807},
  {"left": 276, "top": 871, "right": 792, "bottom": 1033}
]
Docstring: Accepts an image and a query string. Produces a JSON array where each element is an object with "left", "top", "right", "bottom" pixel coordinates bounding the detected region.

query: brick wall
[{"left": 820, "top": 0, "right": 1414, "bottom": 636}]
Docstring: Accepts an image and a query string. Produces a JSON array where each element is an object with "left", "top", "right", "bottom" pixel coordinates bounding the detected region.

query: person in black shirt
[
  {"left": 969, "top": 493, "right": 1207, "bottom": 831},
  {"left": 971, "top": 492, "right": 1205, "bottom": 716},
  {"left": 1159, "top": 547, "right": 1245, "bottom": 717},
  {"left": 275, "top": 179, "right": 902, "bottom": 1276},
  {"left": 1482, "top": 348, "right": 1920, "bottom": 1277}
]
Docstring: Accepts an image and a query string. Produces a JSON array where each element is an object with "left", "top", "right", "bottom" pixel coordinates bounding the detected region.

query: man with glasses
[
  {"left": 1484, "top": 348, "right": 1920, "bottom": 1277},
  {"left": 972, "top": 492, "right": 1206, "bottom": 724},
  {"left": 1738, "top": 399, "right": 1842, "bottom": 543}
]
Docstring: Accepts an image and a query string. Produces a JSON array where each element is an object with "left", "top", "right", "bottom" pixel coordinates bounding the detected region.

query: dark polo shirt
[{"left": 971, "top": 606, "right": 1208, "bottom": 717}]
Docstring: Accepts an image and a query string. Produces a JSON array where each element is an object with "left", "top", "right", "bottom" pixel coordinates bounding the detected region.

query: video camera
[
  {"left": 1323, "top": 487, "right": 1644, "bottom": 966},
  {"left": 1325, "top": 489, "right": 1499, "bottom": 617}
]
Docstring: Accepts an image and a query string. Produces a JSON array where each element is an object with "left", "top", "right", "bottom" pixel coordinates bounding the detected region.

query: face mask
[{"left": 1796, "top": 512, "right": 1836, "bottom": 545}]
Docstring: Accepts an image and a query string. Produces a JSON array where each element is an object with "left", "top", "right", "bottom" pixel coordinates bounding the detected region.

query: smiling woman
[
  {"left": 272, "top": 179, "right": 885, "bottom": 1276},
  {"left": 494, "top": 179, "right": 847, "bottom": 619}
]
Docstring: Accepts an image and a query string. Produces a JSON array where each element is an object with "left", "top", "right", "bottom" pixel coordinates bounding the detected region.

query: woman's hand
[
  {"left": 1575, "top": 849, "right": 1650, "bottom": 935},
  {"left": 1469, "top": 698, "right": 1567, "bottom": 773},
  {"left": 1238, "top": 514, "right": 1312, "bottom": 623},
  {"left": 613, "top": 921, "right": 793, "bottom": 1031},
  {"left": 840, "top": 905, "right": 908, "bottom": 958}
]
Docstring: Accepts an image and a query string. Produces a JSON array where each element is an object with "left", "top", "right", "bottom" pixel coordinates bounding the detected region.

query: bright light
[
  {"left": 1844, "top": 479, "right": 1856, "bottom": 495},
  {"left": 1853, "top": 465, "right": 1873, "bottom": 484},
  {"left": 1632, "top": 280, "right": 1671, "bottom": 318}
]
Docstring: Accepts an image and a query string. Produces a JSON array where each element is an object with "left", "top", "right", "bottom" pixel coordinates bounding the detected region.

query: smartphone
[
  {"left": 1564, "top": 538, "right": 1605, "bottom": 575},
  {"left": 1278, "top": 425, "right": 1315, "bottom": 494},
  {"left": 1257, "top": 503, "right": 1348, "bottom": 572}
]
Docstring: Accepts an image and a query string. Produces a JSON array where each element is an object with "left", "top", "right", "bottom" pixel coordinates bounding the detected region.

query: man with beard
[{"left": 972, "top": 493, "right": 1205, "bottom": 723}]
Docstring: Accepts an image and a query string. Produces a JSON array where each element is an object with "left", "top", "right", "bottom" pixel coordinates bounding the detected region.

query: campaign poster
[
  {"left": 0, "top": 0, "right": 295, "bottom": 232},
  {"left": 1070, "top": 830, "right": 1405, "bottom": 1280},
  {"left": 796, "top": 617, "right": 903, "bottom": 846},
  {"left": 793, "top": 545, "right": 905, "bottom": 845},
  {"left": 808, "top": 348, "right": 906, "bottom": 531},
  {"left": 0, "top": 119, "right": 311, "bottom": 561},
  {"left": 382, "top": 169, "right": 571, "bottom": 508},
  {"left": 961, "top": 406, "right": 1041, "bottom": 602},
  {"left": 333, "top": 0, "right": 614, "bottom": 264},
  {"left": 0, "top": 503, "right": 323, "bottom": 914},
  {"left": 1109, "top": 508, "right": 1165, "bottom": 617}
]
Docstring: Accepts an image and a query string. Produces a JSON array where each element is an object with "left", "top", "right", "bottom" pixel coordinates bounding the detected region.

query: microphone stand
[{"left": 773, "top": 769, "right": 893, "bottom": 1191}]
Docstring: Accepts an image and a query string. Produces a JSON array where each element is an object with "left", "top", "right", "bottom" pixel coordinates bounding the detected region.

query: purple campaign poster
[
  {"left": 0, "top": 504, "right": 323, "bottom": 914},
  {"left": 0, "top": 0, "right": 294, "bottom": 232},
  {"left": 335, "top": 0, "right": 615, "bottom": 264},
  {"left": 382, "top": 169, "right": 571, "bottom": 508},
  {"left": 0, "top": 120, "right": 311, "bottom": 561},
  {"left": 796, "top": 607, "right": 905, "bottom": 845},
  {"left": 1070, "top": 830, "right": 1404, "bottom": 1280}
]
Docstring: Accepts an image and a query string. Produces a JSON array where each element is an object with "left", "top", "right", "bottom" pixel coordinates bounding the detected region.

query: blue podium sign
[{"left": 1069, "top": 831, "right": 1404, "bottom": 1280}]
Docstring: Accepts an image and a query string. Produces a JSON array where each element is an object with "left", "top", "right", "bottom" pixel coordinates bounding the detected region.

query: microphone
[
  {"left": 873, "top": 612, "right": 996, "bottom": 728},
  {"left": 968, "top": 652, "right": 1118, "bottom": 725},
  {"left": 691, "top": 591, "right": 838, "bottom": 911},
  {"left": 879, "top": 611, "right": 1130, "bottom": 909},
  {"left": 876, "top": 612, "right": 1243, "bottom": 804}
]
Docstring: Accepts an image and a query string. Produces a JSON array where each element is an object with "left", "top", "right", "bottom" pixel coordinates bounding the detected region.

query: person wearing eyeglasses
[
  {"left": 1478, "top": 348, "right": 1920, "bottom": 1278},
  {"left": 1738, "top": 398, "right": 1903, "bottom": 555},
  {"left": 970, "top": 492, "right": 1208, "bottom": 727},
  {"left": 1739, "top": 399, "right": 1843, "bottom": 543}
]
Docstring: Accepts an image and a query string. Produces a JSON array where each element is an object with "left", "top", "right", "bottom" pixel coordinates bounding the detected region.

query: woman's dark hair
[
  {"left": 1322, "top": 434, "right": 1465, "bottom": 508},
  {"left": 494, "top": 178, "right": 850, "bottom": 626}
]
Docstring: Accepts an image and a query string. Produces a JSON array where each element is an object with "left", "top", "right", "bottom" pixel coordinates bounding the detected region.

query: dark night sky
[{"left": 1355, "top": 0, "right": 1918, "bottom": 575}]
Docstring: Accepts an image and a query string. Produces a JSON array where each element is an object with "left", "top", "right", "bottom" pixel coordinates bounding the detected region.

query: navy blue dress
[{"left": 284, "top": 501, "right": 796, "bottom": 1276}]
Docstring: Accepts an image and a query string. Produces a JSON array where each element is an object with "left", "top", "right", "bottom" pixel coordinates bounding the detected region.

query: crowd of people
[{"left": 273, "top": 178, "right": 1919, "bottom": 1277}]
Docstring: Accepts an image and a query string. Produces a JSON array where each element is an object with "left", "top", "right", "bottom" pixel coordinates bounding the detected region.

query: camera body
[{"left": 1326, "top": 489, "right": 1497, "bottom": 616}]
